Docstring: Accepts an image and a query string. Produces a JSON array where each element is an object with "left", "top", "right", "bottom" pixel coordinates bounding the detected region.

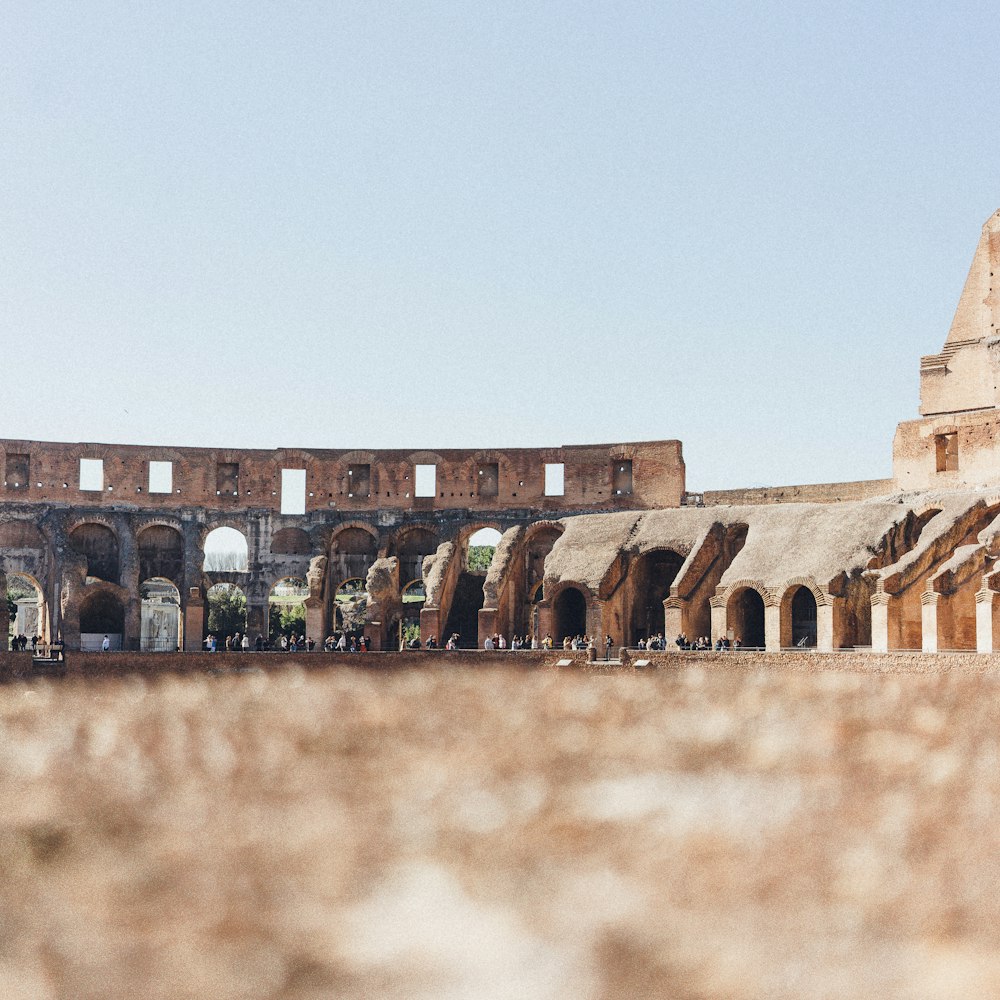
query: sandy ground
[{"left": 2, "top": 658, "right": 1000, "bottom": 999}]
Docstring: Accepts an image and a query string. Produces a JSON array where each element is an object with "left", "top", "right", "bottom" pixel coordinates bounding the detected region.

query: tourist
[
  {"left": 605, "top": 634, "right": 613, "bottom": 660},
  {"left": 101, "top": 634, "right": 110, "bottom": 652},
  {"left": 337, "top": 633, "right": 347, "bottom": 652},
  {"left": 484, "top": 635, "right": 495, "bottom": 650},
  {"left": 241, "top": 634, "right": 250, "bottom": 652}
]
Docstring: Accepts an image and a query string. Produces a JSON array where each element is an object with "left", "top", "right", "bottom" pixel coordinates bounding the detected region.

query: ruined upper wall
[
  {"left": 919, "top": 209, "right": 1000, "bottom": 417},
  {"left": 0, "top": 438, "right": 685, "bottom": 514}
]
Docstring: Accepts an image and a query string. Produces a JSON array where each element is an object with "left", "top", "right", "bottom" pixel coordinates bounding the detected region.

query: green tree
[
  {"left": 206, "top": 585, "right": 247, "bottom": 639},
  {"left": 467, "top": 545, "right": 495, "bottom": 572}
]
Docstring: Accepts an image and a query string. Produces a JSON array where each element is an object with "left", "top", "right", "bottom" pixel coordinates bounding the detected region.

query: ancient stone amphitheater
[{"left": 4, "top": 211, "right": 1000, "bottom": 655}]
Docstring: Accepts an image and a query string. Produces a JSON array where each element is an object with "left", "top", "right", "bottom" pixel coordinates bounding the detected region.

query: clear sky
[{"left": 2, "top": 1, "right": 998, "bottom": 491}]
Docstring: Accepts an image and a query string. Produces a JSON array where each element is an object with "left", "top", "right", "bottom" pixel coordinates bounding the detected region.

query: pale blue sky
[{"left": 2, "top": 2, "right": 997, "bottom": 490}]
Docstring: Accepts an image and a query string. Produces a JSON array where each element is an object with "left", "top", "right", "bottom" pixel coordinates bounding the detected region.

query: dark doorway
[
  {"left": 443, "top": 573, "right": 486, "bottom": 648},
  {"left": 733, "top": 588, "right": 765, "bottom": 648},
  {"left": 790, "top": 587, "right": 817, "bottom": 647},
  {"left": 554, "top": 587, "right": 587, "bottom": 641}
]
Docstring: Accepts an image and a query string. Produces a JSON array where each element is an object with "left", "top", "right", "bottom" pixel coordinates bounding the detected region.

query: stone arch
[
  {"left": 69, "top": 522, "right": 120, "bottom": 584},
  {"left": 725, "top": 582, "right": 768, "bottom": 649},
  {"left": 551, "top": 582, "right": 590, "bottom": 642},
  {"left": 79, "top": 587, "right": 125, "bottom": 649},
  {"left": 267, "top": 576, "right": 308, "bottom": 646},
  {"left": 781, "top": 583, "right": 819, "bottom": 648},
  {"left": 203, "top": 526, "right": 249, "bottom": 573},
  {"left": 388, "top": 526, "right": 440, "bottom": 587},
  {"left": 627, "top": 548, "right": 685, "bottom": 645},
  {"left": 330, "top": 525, "right": 379, "bottom": 589},
  {"left": 205, "top": 582, "right": 248, "bottom": 644},
  {"left": 140, "top": 578, "right": 181, "bottom": 651},
  {"left": 5, "top": 571, "right": 48, "bottom": 645},
  {"left": 138, "top": 524, "right": 184, "bottom": 584},
  {"left": 271, "top": 527, "right": 312, "bottom": 555}
]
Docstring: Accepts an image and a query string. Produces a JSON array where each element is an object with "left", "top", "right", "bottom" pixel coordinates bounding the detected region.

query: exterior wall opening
[
  {"left": 6, "top": 573, "right": 45, "bottom": 645},
  {"left": 203, "top": 527, "right": 249, "bottom": 572},
  {"left": 544, "top": 464, "right": 565, "bottom": 497},
  {"left": 414, "top": 464, "right": 437, "bottom": 498},
  {"left": 400, "top": 580, "right": 425, "bottom": 647},
  {"left": 629, "top": 549, "right": 683, "bottom": 644},
  {"left": 553, "top": 586, "right": 587, "bottom": 642},
  {"left": 280, "top": 469, "right": 307, "bottom": 514},
  {"left": 140, "top": 578, "right": 181, "bottom": 651},
  {"left": 789, "top": 586, "right": 818, "bottom": 647},
  {"left": 935, "top": 433, "right": 958, "bottom": 472},
  {"left": 205, "top": 583, "right": 247, "bottom": 645},
  {"left": 79, "top": 458, "right": 104, "bottom": 492},
  {"left": 268, "top": 577, "right": 308, "bottom": 647},
  {"left": 148, "top": 461, "right": 173, "bottom": 494},
  {"left": 334, "top": 578, "right": 368, "bottom": 636},
  {"left": 69, "top": 523, "right": 120, "bottom": 584},
  {"left": 79, "top": 590, "right": 124, "bottom": 650},
  {"left": 729, "top": 587, "right": 765, "bottom": 648},
  {"left": 138, "top": 525, "right": 184, "bottom": 583}
]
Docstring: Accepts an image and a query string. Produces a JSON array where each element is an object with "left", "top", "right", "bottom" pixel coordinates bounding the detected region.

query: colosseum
[{"left": 3, "top": 209, "right": 1000, "bottom": 655}]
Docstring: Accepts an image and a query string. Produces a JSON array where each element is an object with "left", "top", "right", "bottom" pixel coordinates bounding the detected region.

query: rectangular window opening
[
  {"left": 148, "top": 460, "right": 173, "bottom": 494},
  {"left": 281, "top": 468, "right": 307, "bottom": 514},
  {"left": 414, "top": 464, "right": 436, "bottom": 498},
  {"left": 544, "top": 463, "right": 565, "bottom": 497},
  {"left": 80, "top": 458, "right": 104, "bottom": 492},
  {"left": 935, "top": 433, "right": 958, "bottom": 473}
]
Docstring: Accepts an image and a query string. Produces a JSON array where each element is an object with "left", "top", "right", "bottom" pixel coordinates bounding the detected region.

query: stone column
[
  {"left": 764, "top": 602, "right": 781, "bottom": 652},
  {"left": 664, "top": 596, "right": 685, "bottom": 643},
  {"left": 816, "top": 599, "right": 835, "bottom": 653},
  {"left": 921, "top": 591, "right": 939, "bottom": 653},
  {"left": 975, "top": 588, "right": 998, "bottom": 653},
  {"left": 478, "top": 607, "right": 498, "bottom": 648},
  {"left": 0, "top": 569, "right": 7, "bottom": 649},
  {"left": 870, "top": 591, "right": 890, "bottom": 653},
  {"left": 709, "top": 597, "right": 727, "bottom": 643},
  {"left": 183, "top": 588, "right": 205, "bottom": 652},
  {"left": 536, "top": 601, "right": 553, "bottom": 644},
  {"left": 420, "top": 606, "right": 443, "bottom": 646},
  {"left": 304, "top": 597, "right": 327, "bottom": 646},
  {"left": 246, "top": 601, "right": 267, "bottom": 642}
]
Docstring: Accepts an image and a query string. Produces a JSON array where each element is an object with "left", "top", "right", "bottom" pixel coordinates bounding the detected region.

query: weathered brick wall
[
  {"left": 0, "top": 438, "right": 685, "bottom": 514},
  {"left": 701, "top": 478, "right": 895, "bottom": 506}
]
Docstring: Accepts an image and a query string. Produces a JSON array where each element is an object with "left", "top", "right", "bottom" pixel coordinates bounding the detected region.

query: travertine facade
[{"left": 5, "top": 211, "right": 1000, "bottom": 654}]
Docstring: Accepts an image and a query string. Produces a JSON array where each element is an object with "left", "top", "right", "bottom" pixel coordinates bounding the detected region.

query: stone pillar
[
  {"left": 304, "top": 597, "right": 326, "bottom": 646},
  {"left": 709, "top": 597, "right": 727, "bottom": 643},
  {"left": 183, "top": 588, "right": 205, "bottom": 652},
  {"left": 478, "top": 607, "right": 498, "bottom": 648},
  {"left": 420, "top": 606, "right": 443, "bottom": 646},
  {"left": 870, "top": 591, "right": 890, "bottom": 653},
  {"left": 764, "top": 602, "right": 781, "bottom": 652},
  {"left": 124, "top": 594, "right": 142, "bottom": 652},
  {"left": 975, "top": 588, "right": 998, "bottom": 653},
  {"left": 246, "top": 601, "right": 267, "bottom": 642},
  {"left": 921, "top": 591, "right": 939, "bottom": 653},
  {"left": 664, "top": 596, "right": 685, "bottom": 644},
  {"left": 0, "top": 569, "right": 8, "bottom": 649},
  {"left": 364, "top": 620, "right": 383, "bottom": 651},
  {"left": 816, "top": 600, "right": 835, "bottom": 653},
  {"left": 536, "top": 601, "right": 553, "bottom": 644},
  {"left": 587, "top": 599, "right": 605, "bottom": 643}
]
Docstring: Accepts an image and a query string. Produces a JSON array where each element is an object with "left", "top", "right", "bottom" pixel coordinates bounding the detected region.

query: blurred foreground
[{"left": 1, "top": 657, "right": 999, "bottom": 999}]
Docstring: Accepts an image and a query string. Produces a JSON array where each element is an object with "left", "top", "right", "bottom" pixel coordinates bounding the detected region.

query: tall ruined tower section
[{"left": 895, "top": 210, "right": 1000, "bottom": 489}]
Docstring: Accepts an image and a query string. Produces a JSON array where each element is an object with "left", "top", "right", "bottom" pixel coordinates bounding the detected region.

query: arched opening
[
  {"left": 271, "top": 527, "right": 312, "bottom": 555},
  {"left": 392, "top": 528, "right": 439, "bottom": 592},
  {"left": 268, "top": 577, "right": 308, "bottom": 648},
  {"left": 788, "top": 586, "right": 817, "bottom": 648},
  {"left": 629, "top": 549, "right": 684, "bottom": 644},
  {"left": 203, "top": 527, "right": 249, "bottom": 573},
  {"left": 553, "top": 586, "right": 588, "bottom": 642},
  {"left": 69, "top": 523, "right": 119, "bottom": 584},
  {"left": 400, "top": 580, "right": 425, "bottom": 648},
  {"left": 330, "top": 527, "right": 378, "bottom": 582},
  {"left": 334, "top": 578, "right": 368, "bottom": 637},
  {"left": 79, "top": 589, "right": 125, "bottom": 650},
  {"left": 728, "top": 587, "right": 766, "bottom": 649},
  {"left": 138, "top": 525, "right": 184, "bottom": 584},
  {"left": 442, "top": 527, "right": 500, "bottom": 649},
  {"left": 140, "top": 578, "right": 181, "bottom": 651},
  {"left": 6, "top": 573, "right": 45, "bottom": 648},
  {"left": 206, "top": 583, "right": 247, "bottom": 647}
]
